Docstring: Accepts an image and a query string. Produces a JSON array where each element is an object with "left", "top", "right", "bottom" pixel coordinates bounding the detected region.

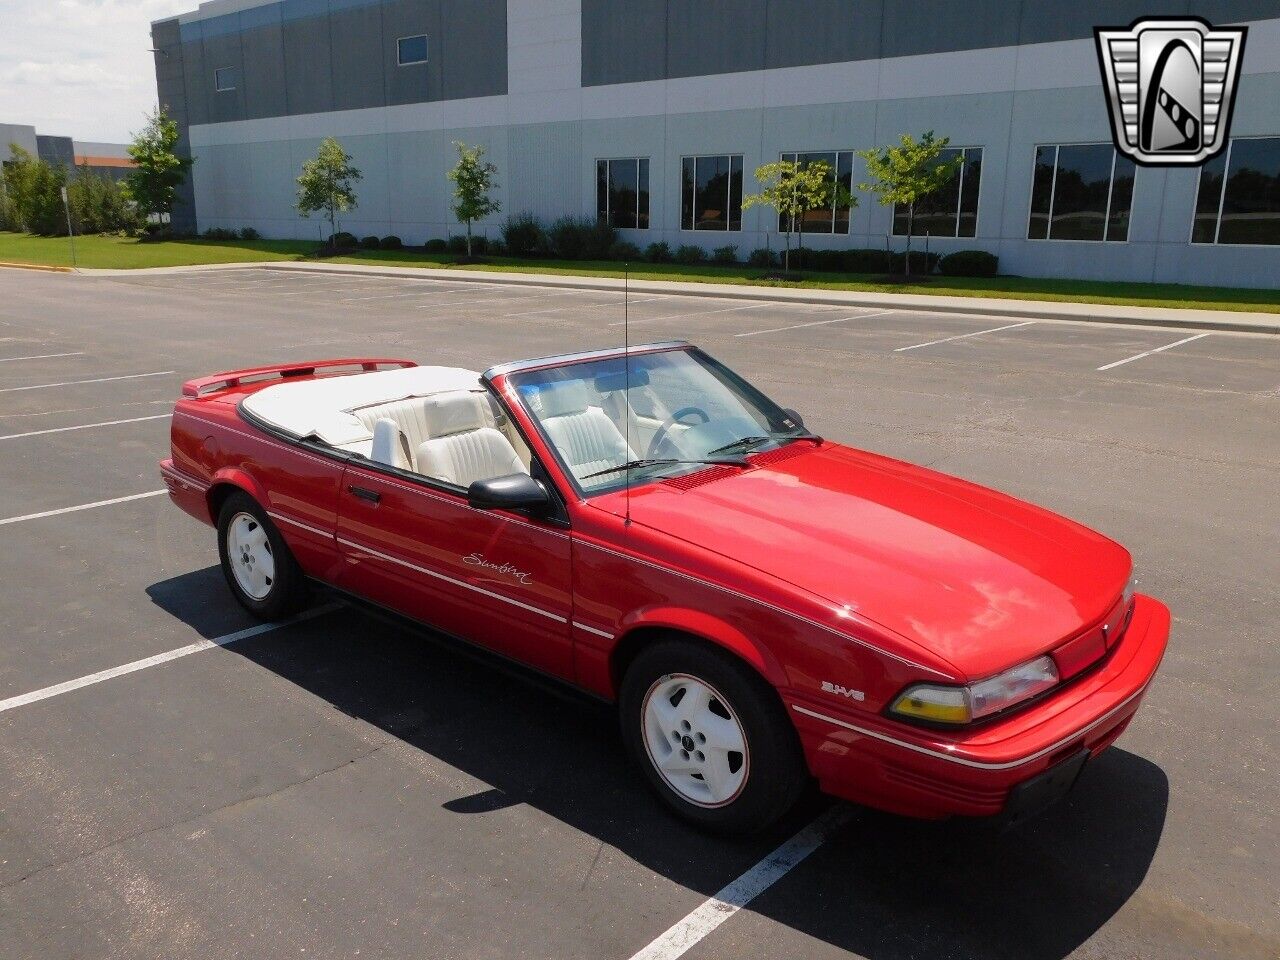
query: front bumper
[{"left": 791, "top": 594, "right": 1171, "bottom": 818}]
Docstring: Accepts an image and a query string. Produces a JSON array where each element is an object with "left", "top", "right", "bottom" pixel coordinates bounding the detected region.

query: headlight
[{"left": 890, "top": 655, "right": 1060, "bottom": 726}]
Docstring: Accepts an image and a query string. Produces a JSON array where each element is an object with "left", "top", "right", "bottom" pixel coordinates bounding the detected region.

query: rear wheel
[
  {"left": 216, "top": 492, "right": 307, "bottom": 619},
  {"left": 620, "top": 638, "right": 808, "bottom": 834}
]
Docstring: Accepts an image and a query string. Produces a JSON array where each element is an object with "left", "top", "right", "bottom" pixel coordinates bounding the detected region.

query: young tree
[
  {"left": 125, "top": 109, "right": 193, "bottom": 235},
  {"left": 447, "top": 141, "right": 500, "bottom": 257},
  {"left": 296, "top": 137, "right": 362, "bottom": 244},
  {"left": 857, "top": 131, "right": 962, "bottom": 277},
  {"left": 1, "top": 144, "right": 67, "bottom": 235},
  {"left": 742, "top": 159, "right": 852, "bottom": 274}
]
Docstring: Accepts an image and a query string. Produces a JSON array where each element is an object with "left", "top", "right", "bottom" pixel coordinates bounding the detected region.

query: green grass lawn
[{"left": 3, "top": 231, "right": 1277, "bottom": 313}]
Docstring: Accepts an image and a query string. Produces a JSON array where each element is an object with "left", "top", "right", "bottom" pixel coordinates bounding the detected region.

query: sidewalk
[{"left": 77, "top": 260, "right": 1280, "bottom": 335}]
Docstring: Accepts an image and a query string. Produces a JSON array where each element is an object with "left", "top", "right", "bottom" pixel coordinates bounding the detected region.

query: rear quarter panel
[{"left": 171, "top": 397, "right": 344, "bottom": 581}]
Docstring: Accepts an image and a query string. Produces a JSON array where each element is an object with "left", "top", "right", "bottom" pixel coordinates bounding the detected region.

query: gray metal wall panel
[
  {"left": 581, "top": 0, "right": 667, "bottom": 86},
  {"left": 666, "top": 0, "right": 766, "bottom": 78},
  {"left": 180, "top": 23, "right": 210, "bottom": 127},
  {"left": 764, "top": 0, "right": 879, "bottom": 69},
  {"left": 282, "top": 4, "right": 335, "bottom": 115},
  {"left": 879, "top": 1, "right": 1017, "bottom": 59},
  {"left": 440, "top": 0, "right": 507, "bottom": 99},
  {"left": 240, "top": 16, "right": 289, "bottom": 119},
  {"left": 382, "top": 0, "right": 439, "bottom": 106},
  {"left": 203, "top": 30, "right": 248, "bottom": 123},
  {"left": 1018, "top": 1, "right": 1188, "bottom": 45},
  {"left": 152, "top": 17, "right": 198, "bottom": 233},
  {"left": 331, "top": 3, "right": 388, "bottom": 112}
]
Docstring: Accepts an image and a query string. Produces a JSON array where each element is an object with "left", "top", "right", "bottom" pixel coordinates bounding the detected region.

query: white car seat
[
  {"left": 416, "top": 391, "right": 526, "bottom": 487},
  {"left": 534, "top": 380, "right": 634, "bottom": 481},
  {"left": 370, "top": 417, "right": 413, "bottom": 470}
]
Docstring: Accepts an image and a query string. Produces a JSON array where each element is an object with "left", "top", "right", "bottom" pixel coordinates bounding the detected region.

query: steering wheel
[{"left": 647, "top": 407, "right": 710, "bottom": 458}]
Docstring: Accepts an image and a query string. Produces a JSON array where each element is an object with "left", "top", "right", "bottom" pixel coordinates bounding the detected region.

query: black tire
[
  {"left": 216, "top": 491, "right": 308, "bottom": 620},
  {"left": 619, "top": 638, "right": 808, "bottom": 834}
]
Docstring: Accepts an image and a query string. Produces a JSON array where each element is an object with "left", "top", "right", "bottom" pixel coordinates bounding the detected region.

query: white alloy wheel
[
  {"left": 226, "top": 511, "right": 276, "bottom": 600},
  {"left": 641, "top": 673, "right": 749, "bottom": 808}
]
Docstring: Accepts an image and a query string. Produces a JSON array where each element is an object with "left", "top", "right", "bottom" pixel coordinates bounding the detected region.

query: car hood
[{"left": 622, "top": 444, "right": 1131, "bottom": 678}]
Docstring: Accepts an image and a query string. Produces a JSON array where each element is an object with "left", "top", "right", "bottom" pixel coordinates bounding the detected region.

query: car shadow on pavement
[{"left": 150, "top": 576, "right": 1170, "bottom": 960}]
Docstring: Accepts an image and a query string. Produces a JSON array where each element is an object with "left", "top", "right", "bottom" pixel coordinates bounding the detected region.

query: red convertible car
[{"left": 161, "top": 342, "right": 1169, "bottom": 833}]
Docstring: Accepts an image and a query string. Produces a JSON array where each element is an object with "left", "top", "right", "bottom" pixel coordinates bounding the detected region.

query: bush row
[{"left": 2, "top": 147, "right": 139, "bottom": 237}]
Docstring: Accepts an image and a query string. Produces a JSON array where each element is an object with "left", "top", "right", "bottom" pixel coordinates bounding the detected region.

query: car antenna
[{"left": 624, "top": 262, "right": 633, "bottom": 527}]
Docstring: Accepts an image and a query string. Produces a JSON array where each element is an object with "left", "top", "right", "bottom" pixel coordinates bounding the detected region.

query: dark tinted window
[
  {"left": 681, "top": 155, "right": 742, "bottom": 231},
  {"left": 214, "top": 67, "right": 237, "bottom": 91},
  {"left": 397, "top": 35, "right": 428, "bottom": 66},
  {"left": 596, "top": 158, "right": 650, "bottom": 230},
  {"left": 892, "top": 147, "right": 983, "bottom": 238},
  {"left": 779, "top": 151, "right": 854, "bottom": 234},
  {"left": 1193, "top": 138, "right": 1280, "bottom": 245},
  {"left": 1027, "top": 144, "right": 1134, "bottom": 242}
]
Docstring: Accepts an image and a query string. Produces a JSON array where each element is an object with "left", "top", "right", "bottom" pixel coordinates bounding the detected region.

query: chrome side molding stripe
[
  {"left": 336, "top": 536, "right": 567, "bottom": 624},
  {"left": 268, "top": 511, "right": 334, "bottom": 540},
  {"left": 572, "top": 621, "right": 615, "bottom": 640}
]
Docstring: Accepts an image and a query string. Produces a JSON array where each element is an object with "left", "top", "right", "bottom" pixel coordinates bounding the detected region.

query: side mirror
[
  {"left": 468, "top": 473, "right": 551, "bottom": 513},
  {"left": 781, "top": 408, "right": 806, "bottom": 431}
]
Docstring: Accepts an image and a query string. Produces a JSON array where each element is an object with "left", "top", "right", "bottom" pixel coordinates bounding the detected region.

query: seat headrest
[
  {"left": 530, "top": 379, "right": 591, "bottom": 419},
  {"left": 422, "top": 391, "right": 489, "bottom": 437}
]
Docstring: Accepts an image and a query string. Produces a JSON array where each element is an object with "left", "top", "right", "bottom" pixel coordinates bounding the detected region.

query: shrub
[
  {"left": 203, "top": 226, "right": 238, "bottom": 241},
  {"left": 486, "top": 238, "right": 506, "bottom": 255},
  {"left": 711, "top": 245, "right": 738, "bottom": 265},
  {"left": 470, "top": 235, "right": 489, "bottom": 254},
  {"left": 424, "top": 238, "right": 448, "bottom": 253},
  {"left": 644, "top": 241, "right": 672, "bottom": 263},
  {"left": 360, "top": 235, "right": 381, "bottom": 249},
  {"left": 380, "top": 235, "right": 402, "bottom": 250},
  {"left": 502, "top": 212, "right": 544, "bottom": 257},
  {"left": 330, "top": 231, "right": 357, "bottom": 249},
  {"left": 939, "top": 249, "right": 999, "bottom": 277},
  {"left": 609, "top": 240, "right": 642, "bottom": 262},
  {"left": 747, "top": 247, "right": 776, "bottom": 268},
  {"left": 887, "top": 250, "right": 940, "bottom": 275},
  {"left": 546, "top": 216, "right": 609, "bottom": 259},
  {"left": 804, "top": 249, "right": 845, "bottom": 272},
  {"left": 239, "top": 226, "right": 261, "bottom": 241},
  {"left": 675, "top": 244, "right": 705, "bottom": 265},
  {"left": 837, "top": 248, "right": 891, "bottom": 273},
  {"left": 447, "top": 234, "right": 469, "bottom": 254}
]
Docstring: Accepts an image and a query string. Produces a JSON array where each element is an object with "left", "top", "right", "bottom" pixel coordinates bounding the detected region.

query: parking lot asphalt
[{"left": 0, "top": 266, "right": 1276, "bottom": 960}]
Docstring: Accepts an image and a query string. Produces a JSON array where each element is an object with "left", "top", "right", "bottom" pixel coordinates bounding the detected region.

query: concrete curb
[
  {"left": 67, "top": 259, "right": 1280, "bottom": 335},
  {"left": 0, "top": 261, "right": 74, "bottom": 274}
]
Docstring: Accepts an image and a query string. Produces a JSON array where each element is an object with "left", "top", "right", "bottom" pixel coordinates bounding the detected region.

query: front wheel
[
  {"left": 620, "top": 639, "right": 808, "bottom": 834},
  {"left": 216, "top": 492, "right": 307, "bottom": 620}
]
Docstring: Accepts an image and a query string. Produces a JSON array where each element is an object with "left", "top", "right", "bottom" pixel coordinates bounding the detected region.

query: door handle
[{"left": 347, "top": 485, "right": 382, "bottom": 504}]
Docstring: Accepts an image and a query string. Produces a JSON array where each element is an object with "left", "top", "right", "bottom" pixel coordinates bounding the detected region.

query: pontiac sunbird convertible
[{"left": 161, "top": 342, "right": 1169, "bottom": 833}]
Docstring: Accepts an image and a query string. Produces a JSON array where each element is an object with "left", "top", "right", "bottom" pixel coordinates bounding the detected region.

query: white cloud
[{"left": 0, "top": 0, "right": 193, "bottom": 143}]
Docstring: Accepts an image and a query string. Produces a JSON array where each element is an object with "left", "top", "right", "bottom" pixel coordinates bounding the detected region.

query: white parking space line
[
  {"left": 736, "top": 310, "right": 895, "bottom": 338},
  {"left": 504, "top": 302, "right": 616, "bottom": 319},
  {"left": 0, "top": 370, "right": 175, "bottom": 394},
  {"left": 0, "top": 490, "right": 167, "bottom": 527},
  {"left": 609, "top": 302, "right": 775, "bottom": 326},
  {"left": 627, "top": 805, "right": 853, "bottom": 960},
  {"left": 0, "top": 352, "right": 85, "bottom": 363},
  {"left": 0, "top": 413, "right": 170, "bottom": 441},
  {"left": 1096, "top": 332, "right": 1212, "bottom": 371},
  {"left": 894, "top": 320, "right": 1037, "bottom": 352},
  {"left": 0, "top": 605, "right": 339, "bottom": 715}
]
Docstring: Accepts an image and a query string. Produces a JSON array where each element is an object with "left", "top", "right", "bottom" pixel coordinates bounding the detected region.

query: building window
[
  {"left": 214, "top": 67, "right": 237, "bottom": 92},
  {"left": 681, "top": 155, "right": 743, "bottom": 231},
  {"left": 397, "top": 35, "right": 429, "bottom": 66},
  {"left": 776, "top": 151, "right": 854, "bottom": 234},
  {"left": 1192, "top": 137, "right": 1280, "bottom": 245},
  {"left": 893, "top": 147, "right": 983, "bottom": 238},
  {"left": 596, "top": 158, "right": 650, "bottom": 229},
  {"left": 1028, "top": 144, "right": 1135, "bottom": 241}
]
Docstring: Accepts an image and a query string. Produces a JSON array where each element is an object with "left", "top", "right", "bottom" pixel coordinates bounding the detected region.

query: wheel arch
[
  {"left": 206, "top": 467, "right": 270, "bottom": 522},
  {"left": 608, "top": 606, "right": 789, "bottom": 697}
]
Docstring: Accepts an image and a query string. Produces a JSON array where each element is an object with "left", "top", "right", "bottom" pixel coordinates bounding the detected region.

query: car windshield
[{"left": 507, "top": 347, "right": 808, "bottom": 495}]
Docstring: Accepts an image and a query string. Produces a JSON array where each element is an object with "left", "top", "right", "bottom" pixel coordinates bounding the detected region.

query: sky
[{"left": 0, "top": 0, "right": 193, "bottom": 144}]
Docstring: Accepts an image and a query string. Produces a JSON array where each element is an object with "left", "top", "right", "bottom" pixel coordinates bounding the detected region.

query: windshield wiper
[
  {"left": 708, "top": 435, "right": 772, "bottom": 455},
  {"left": 580, "top": 457, "right": 749, "bottom": 481}
]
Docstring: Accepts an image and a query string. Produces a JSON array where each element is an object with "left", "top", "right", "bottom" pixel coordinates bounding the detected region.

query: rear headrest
[
  {"left": 422, "top": 391, "right": 490, "bottom": 437},
  {"left": 532, "top": 379, "right": 591, "bottom": 419}
]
